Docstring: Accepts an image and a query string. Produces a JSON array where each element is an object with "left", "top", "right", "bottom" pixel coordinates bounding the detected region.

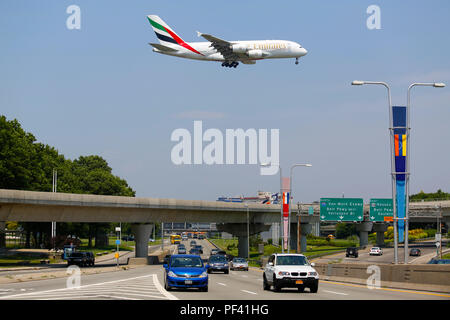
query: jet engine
[{"left": 231, "top": 43, "right": 248, "bottom": 53}]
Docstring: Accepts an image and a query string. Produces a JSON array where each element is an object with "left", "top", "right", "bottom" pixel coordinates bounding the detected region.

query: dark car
[
  {"left": 207, "top": 254, "right": 229, "bottom": 274},
  {"left": 346, "top": 247, "right": 358, "bottom": 258},
  {"left": 427, "top": 258, "right": 450, "bottom": 264},
  {"left": 190, "top": 240, "right": 197, "bottom": 247},
  {"left": 67, "top": 252, "right": 94, "bottom": 267},
  {"left": 194, "top": 245, "right": 203, "bottom": 254},
  {"left": 121, "top": 235, "right": 134, "bottom": 242},
  {"left": 409, "top": 248, "right": 421, "bottom": 256},
  {"left": 210, "top": 248, "right": 220, "bottom": 256},
  {"left": 198, "top": 234, "right": 205, "bottom": 240},
  {"left": 210, "top": 249, "right": 227, "bottom": 256},
  {"left": 189, "top": 248, "right": 202, "bottom": 255}
]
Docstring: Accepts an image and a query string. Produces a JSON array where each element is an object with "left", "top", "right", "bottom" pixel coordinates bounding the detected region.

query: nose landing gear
[{"left": 295, "top": 57, "right": 299, "bottom": 65}]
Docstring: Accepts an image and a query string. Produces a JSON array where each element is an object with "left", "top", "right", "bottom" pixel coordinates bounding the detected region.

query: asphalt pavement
[{"left": 0, "top": 238, "right": 449, "bottom": 300}]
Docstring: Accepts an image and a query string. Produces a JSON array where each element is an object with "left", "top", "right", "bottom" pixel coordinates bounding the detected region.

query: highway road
[
  {"left": 0, "top": 238, "right": 449, "bottom": 300},
  {"left": 313, "top": 240, "right": 449, "bottom": 265}
]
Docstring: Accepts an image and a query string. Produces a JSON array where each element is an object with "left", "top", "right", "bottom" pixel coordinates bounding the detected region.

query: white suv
[{"left": 263, "top": 254, "right": 319, "bottom": 293}]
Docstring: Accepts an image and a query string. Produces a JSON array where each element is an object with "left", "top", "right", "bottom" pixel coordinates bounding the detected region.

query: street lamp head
[
  {"left": 433, "top": 82, "right": 446, "bottom": 88},
  {"left": 352, "top": 80, "right": 365, "bottom": 86}
]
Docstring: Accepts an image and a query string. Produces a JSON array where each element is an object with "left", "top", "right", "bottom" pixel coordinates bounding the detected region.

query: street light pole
[
  {"left": 260, "top": 163, "right": 283, "bottom": 252},
  {"left": 352, "top": 80, "right": 398, "bottom": 264},
  {"left": 288, "top": 164, "right": 312, "bottom": 253},
  {"left": 405, "top": 82, "right": 446, "bottom": 263},
  {"left": 244, "top": 203, "right": 250, "bottom": 260},
  {"left": 52, "top": 169, "right": 57, "bottom": 257}
]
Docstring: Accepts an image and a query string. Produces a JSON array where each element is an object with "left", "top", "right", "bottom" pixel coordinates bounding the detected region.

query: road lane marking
[
  {"left": 217, "top": 282, "right": 227, "bottom": 286},
  {"left": 324, "top": 280, "right": 450, "bottom": 298},
  {"left": 153, "top": 274, "right": 178, "bottom": 300},
  {"left": 241, "top": 290, "right": 257, "bottom": 295},
  {"left": 241, "top": 275, "right": 248, "bottom": 278},
  {"left": 323, "top": 290, "right": 348, "bottom": 296},
  {"left": 0, "top": 274, "right": 156, "bottom": 299}
]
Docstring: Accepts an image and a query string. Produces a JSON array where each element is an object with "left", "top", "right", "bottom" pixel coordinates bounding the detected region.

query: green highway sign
[
  {"left": 369, "top": 198, "right": 393, "bottom": 222},
  {"left": 320, "top": 198, "right": 364, "bottom": 222}
]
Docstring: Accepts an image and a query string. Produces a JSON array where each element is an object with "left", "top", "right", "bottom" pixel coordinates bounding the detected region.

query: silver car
[{"left": 230, "top": 257, "right": 249, "bottom": 271}]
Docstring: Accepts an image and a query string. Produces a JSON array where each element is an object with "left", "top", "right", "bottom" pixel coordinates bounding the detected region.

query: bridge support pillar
[
  {"left": 290, "top": 222, "right": 312, "bottom": 253},
  {"left": 131, "top": 223, "right": 154, "bottom": 258},
  {"left": 216, "top": 223, "right": 270, "bottom": 258},
  {"left": 299, "top": 223, "right": 312, "bottom": 253},
  {"left": 0, "top": 222, "right": 5, "bottom": 249},
  {"left": 356, "top": 222, "right": 373, "bottom": 247},
  {"left": 373, "top": 224, "right": 388, "bottom": 247}
]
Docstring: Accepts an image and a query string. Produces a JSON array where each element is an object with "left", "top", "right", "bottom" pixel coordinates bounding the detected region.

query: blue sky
[{"left": 1, "top": 0, "right": 449, "bottom": 203}]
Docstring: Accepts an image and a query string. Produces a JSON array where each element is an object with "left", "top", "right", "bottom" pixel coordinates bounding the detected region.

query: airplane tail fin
[{"left": 147, "top": 15, "right": 185, "bottom": 46}]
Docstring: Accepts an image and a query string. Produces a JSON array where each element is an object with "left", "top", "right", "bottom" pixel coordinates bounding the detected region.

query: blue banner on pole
[{"left": 392, "top": 106, "right": 407, "bottom": 243}]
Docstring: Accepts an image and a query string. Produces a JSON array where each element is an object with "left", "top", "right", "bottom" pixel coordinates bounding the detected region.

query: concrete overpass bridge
[{"left": 0, "top": 189, "right": 449, "bottom": 258}]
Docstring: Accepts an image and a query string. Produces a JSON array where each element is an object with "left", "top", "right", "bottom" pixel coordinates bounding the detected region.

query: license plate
[
  {"left": 185, "top": 280, "right": 193, "bottom": 284},
  {"left": 295, "top": 280, "right": 303, "bottom": 284}
]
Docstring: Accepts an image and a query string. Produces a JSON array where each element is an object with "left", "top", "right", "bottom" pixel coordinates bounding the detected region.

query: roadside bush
[
  {"left": 267, "top": 238, "right": 273, "bottom": 245},
  {"left": 424, "top": 229, "right": 436, "bottom": 238}
]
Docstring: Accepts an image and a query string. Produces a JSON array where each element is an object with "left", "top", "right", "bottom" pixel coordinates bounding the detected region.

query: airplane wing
[{"left": 197, "top": 31, "right": 241, "bottom": 61}]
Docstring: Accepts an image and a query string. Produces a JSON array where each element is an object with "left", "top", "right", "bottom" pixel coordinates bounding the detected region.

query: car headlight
[
  {"left": 199, "top": 272, "right": 208, "bottom": 278},
  {"left": 308, "top": 272, "right": 317, "bottom": 276},
  {"left": 278, "top": 271, "right": 290, "bottom": 276},
  {"left": 167, "top": 271, "right": 177, "bottom": 277}
]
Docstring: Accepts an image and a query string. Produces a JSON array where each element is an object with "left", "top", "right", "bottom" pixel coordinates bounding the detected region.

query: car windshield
[
  {"left": 210, "top": 256, "right": 227, "bottom": 263},
  {"left": 171, "top": 257, "right": 203, "bottom": 268},
  {"left": 233, "top": 258, "right": 246, "bottom": 263},
  {"left": 70, "top": 253, "right": 84, "bottom": 258},
  {"left": 276, "top": 255, "right": 308, "bottom": 266},
  {"left": 372, "top": 248, "right": 379, "bottom": 250}
]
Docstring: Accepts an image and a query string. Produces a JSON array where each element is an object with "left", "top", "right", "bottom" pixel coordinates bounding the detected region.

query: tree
[
  {"left": 0, "top": 116, "right": 136, "bottom": 249},
  {"left": 336, "top": 222, "right": 357, "bottom": 239},
  {"left": 410, "top": 189, "right": 450, "bottom": 201}
]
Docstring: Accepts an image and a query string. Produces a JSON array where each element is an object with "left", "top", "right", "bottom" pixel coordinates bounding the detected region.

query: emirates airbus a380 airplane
[{"left": 147, "top": 15, "right": 308, "bottom": 68}]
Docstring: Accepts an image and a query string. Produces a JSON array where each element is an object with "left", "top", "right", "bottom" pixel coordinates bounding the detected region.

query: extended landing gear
[
  {"left": 295, "top": 57, "right": 299, "bottom": 65},
  {"left": 222, "top": 61, "right": 239, "bottom": 68}
]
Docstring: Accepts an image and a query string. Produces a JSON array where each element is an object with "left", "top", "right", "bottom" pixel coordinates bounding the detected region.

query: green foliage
[
  {"left": 335, "top": 222, "right": 357, "bottom": 239},
  {"left": 410, "top": 189, "right": 450, "bottom": 201},
  {"left": 424, "top": 229, "right": 436, "bottom": 238},
  {"left": 0, "top": 115, "right": 136, "bottom": 248}
]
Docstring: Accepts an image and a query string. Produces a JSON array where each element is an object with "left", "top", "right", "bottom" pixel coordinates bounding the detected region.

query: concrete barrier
[{"left": 315, "top": 262, "right": 450, "bottom": 293}]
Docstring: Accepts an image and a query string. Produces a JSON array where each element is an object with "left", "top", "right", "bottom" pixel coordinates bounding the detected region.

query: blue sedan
[{"left": 164, "top": 254, "right": 209, "bottom": 292}]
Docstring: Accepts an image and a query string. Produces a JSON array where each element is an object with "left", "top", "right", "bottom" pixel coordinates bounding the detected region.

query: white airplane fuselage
[{"left": 152, "top": 40, "right": 308, "bottom": 62}]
